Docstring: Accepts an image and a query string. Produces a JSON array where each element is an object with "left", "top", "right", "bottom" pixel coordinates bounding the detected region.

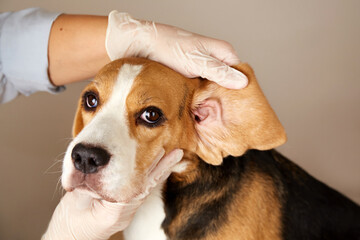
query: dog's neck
[
  {"left": 125, "top": 150, "right": 283, "bottom": 240},
  {"left": 161, "top": 151, "right": 247, "bottom": 240}
]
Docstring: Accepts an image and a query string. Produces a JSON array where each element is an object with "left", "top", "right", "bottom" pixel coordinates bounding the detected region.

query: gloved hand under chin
[
  {"left": 106, "top": 11, "right": 248, "bottom": 89},
  {"left": 42, "top": 149, "right": 183, "bottom": 240}
]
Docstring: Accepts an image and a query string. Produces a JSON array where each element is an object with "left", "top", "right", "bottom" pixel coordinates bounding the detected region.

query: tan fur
[
  {"left": 72, "top": 62, "right": 120, "bottom": 137},
  {"left": 211, "top": 173, "right": 282, "bottom": 240},
  {"left": 109, "top": 232, "right": 124, "bottom": 240},
  {"left": 124, "top": 60, "right": 199, "bottom": 179}
]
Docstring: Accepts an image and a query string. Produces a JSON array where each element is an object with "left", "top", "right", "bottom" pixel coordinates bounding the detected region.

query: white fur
[
  {"left": 124, "top": 184, "right": 167, "bottom": 240},
  {"left": 62, "top": 64, "right": 142, "bottom": 200},
  {"left": 124, "top": 161, "right": 190, "bottom": 240}
]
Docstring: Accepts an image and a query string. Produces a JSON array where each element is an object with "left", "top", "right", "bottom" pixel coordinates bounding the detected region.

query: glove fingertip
[
  {"left": 222, "top": 54, "right": 242, "bottom": 66},
  {"left": 206, "top": 71, "right": 248, "bottom": 90},
  {"left": 222, "top": 77, "right": 248, "bottom": 89},
  {"left": 171, "top": 149, "right": 184, "bottom": 164}
]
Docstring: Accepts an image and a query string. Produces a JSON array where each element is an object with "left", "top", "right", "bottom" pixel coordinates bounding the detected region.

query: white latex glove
[
  {"left": 42, "top": 149, "right": 184, "bottom": 240},
  {"left": 106, "top": 11, "right": 248, "bottom": 89}
]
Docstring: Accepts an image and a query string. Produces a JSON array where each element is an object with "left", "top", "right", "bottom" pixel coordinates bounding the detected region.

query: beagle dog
[{"left": 62, "top": 58, "right": 360, "bottom": 240}]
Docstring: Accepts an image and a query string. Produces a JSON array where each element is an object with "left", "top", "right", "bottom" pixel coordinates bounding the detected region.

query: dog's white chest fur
[{"left": 123, "top": 184, "right": 167, "bottom": 240}]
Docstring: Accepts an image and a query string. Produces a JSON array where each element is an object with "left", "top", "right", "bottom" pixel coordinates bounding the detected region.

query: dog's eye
[
  {"left": 141, "top": 109, "right": 161, "bottom": 123},
  {"left": 86, "top": 94, "right": 98, "bottom": 108},
  {"left": 83, "top": 92, "right": 99, "bottom": 110},
  {"left": 137, "top": 106, "right": 165, "bottom": 127}
]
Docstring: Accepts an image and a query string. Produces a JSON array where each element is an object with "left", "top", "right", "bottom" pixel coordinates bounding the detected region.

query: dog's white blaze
[
  {"left": 124, "top": 184, "right": 167, "bottom": 240},
  {"left": 62, "top": 64, "right": 142, "bottom": 200},
  {"left": 97, "top": 64, "right": 141, "bottom": 199}
]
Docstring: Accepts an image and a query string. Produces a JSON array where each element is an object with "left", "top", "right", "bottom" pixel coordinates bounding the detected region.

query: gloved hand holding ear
[{"left": 106, "top": 11, "right": 248, "bottom": 89}]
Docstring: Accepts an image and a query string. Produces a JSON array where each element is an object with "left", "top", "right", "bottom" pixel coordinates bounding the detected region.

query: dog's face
[{"left": 61, "top": 58, "right": 286, "bottom": 202}]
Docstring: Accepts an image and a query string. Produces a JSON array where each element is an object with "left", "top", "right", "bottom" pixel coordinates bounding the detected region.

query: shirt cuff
[{"left": 0, "top": 8, "right": 65, "bottom": 100}]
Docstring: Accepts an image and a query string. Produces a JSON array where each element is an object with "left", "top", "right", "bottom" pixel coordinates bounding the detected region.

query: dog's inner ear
[
  {"left": 190, "top": 63, "right": 287, "bottom": 166},
  {"left": 192, "top": 98, "right": 227, "bottom": 165},
  {"left": 193, "top": 99, "right": 222, "bottom": 125}
]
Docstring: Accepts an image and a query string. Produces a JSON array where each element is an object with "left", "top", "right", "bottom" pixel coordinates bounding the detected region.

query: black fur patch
[
  {"left": 162, "top": 154, "right": 248, "bottom": 240},
  {"left": 161, "top": 150, "right": 360, "bottom": 240},
  {"left": 178, "top": 85, "right": 188, "bottom": 119},
  {"left": 270, "top": 151, "right": 360, "bottom": 240}
]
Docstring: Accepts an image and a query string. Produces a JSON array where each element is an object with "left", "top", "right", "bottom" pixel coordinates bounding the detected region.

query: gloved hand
[
  {"left": 106, "top": 11, "right": 248, "bottom": 89},
  {"left": 42, "top": 149, "right": 184, "bottom": 240}
]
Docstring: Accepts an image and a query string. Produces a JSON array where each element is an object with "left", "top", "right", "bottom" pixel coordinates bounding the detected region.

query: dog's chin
[
  {"left": 66, "top": 184, "right": 118, "bottom": 202},
  {"left": 62, "top": 171, "right": 145, "bottom": 203},
  {"left": 73, "top": 186, "right": 103, "bottom": 199}
]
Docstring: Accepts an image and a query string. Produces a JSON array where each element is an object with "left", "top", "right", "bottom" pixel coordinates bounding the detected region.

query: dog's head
[{"left": 61, "top": 58, "right": 286, "bottom": 202}]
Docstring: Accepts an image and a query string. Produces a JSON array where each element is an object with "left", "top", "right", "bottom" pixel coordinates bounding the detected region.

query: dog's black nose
[{"left": 71, "top": 143, "right": 111, "bottom": 174}]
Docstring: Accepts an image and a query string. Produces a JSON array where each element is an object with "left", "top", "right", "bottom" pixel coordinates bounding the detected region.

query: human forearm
[
  {"left": 49, "top": 11, "right": 248, "bottom": 88},
  {"left": 48, "top": 14, "right": 110, "bottom": 86}
]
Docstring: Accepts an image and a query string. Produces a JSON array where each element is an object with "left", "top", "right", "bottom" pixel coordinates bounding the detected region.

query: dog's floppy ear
[
  {"left": 191, "top": 63, "right": 286, "bottom": 165},
  {"left": 72, "top": 98, "right": 84, "bottom": 138}
]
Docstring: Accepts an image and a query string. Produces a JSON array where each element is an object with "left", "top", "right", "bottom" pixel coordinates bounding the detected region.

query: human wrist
[{"left": 105, "top": 11, "right": 156, "bottom": 60}]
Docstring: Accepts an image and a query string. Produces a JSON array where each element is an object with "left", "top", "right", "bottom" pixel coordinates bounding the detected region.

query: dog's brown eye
[
  {"left": 86, "top": 94, "right": 98, "bottom": 108},
  {"left": 137, "top": 106, "right": 166, "bottom": 127},
  {"left": 83, "top": 92, "right": 99, "bottom": 111},
  {"left": 141, "top": 109, "right": 161, "bottom": 123}
]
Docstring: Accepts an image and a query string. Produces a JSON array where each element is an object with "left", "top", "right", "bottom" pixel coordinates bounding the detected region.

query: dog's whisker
[
  {"left": 52, "top": 177, "right": 63, "bottom": 200},
  {"left": 59, "top": 137, "right": 74, "bottom": 145},
  {"left": 51, "top": 178, "right": 61, "bottom": 200},
  {"left": 44, "top": 159, "right": 63, "bottom": 175},
  {"left": 55, "top": 151, "right": 67, "bottom": 159},
  {"left": 44, "top": 151, "right": 67, "bottom": 175},
  {"left": 61, "top": 187, "right": 65, "bottom": 197},
  {"left": 46, "top": 170, "right": 63, "bottom": 174}
]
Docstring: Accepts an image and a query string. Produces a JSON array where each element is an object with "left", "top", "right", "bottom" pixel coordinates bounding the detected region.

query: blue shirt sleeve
[{"left": 0, "top": 8, "right": 65, "bottom": 104}]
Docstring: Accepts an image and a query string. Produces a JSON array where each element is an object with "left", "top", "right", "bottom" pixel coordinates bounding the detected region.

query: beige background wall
[{"left": 0, "top": 0, "right": 359, "bottom": 239}]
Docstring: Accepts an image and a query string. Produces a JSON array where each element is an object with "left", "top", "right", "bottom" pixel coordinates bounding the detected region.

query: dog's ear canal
[
  {"left": 72, "top": 98, "right": 84, "bottom": 138},
  {"left": 191, "top": 63, "right": 287, "bottom": 166}
]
